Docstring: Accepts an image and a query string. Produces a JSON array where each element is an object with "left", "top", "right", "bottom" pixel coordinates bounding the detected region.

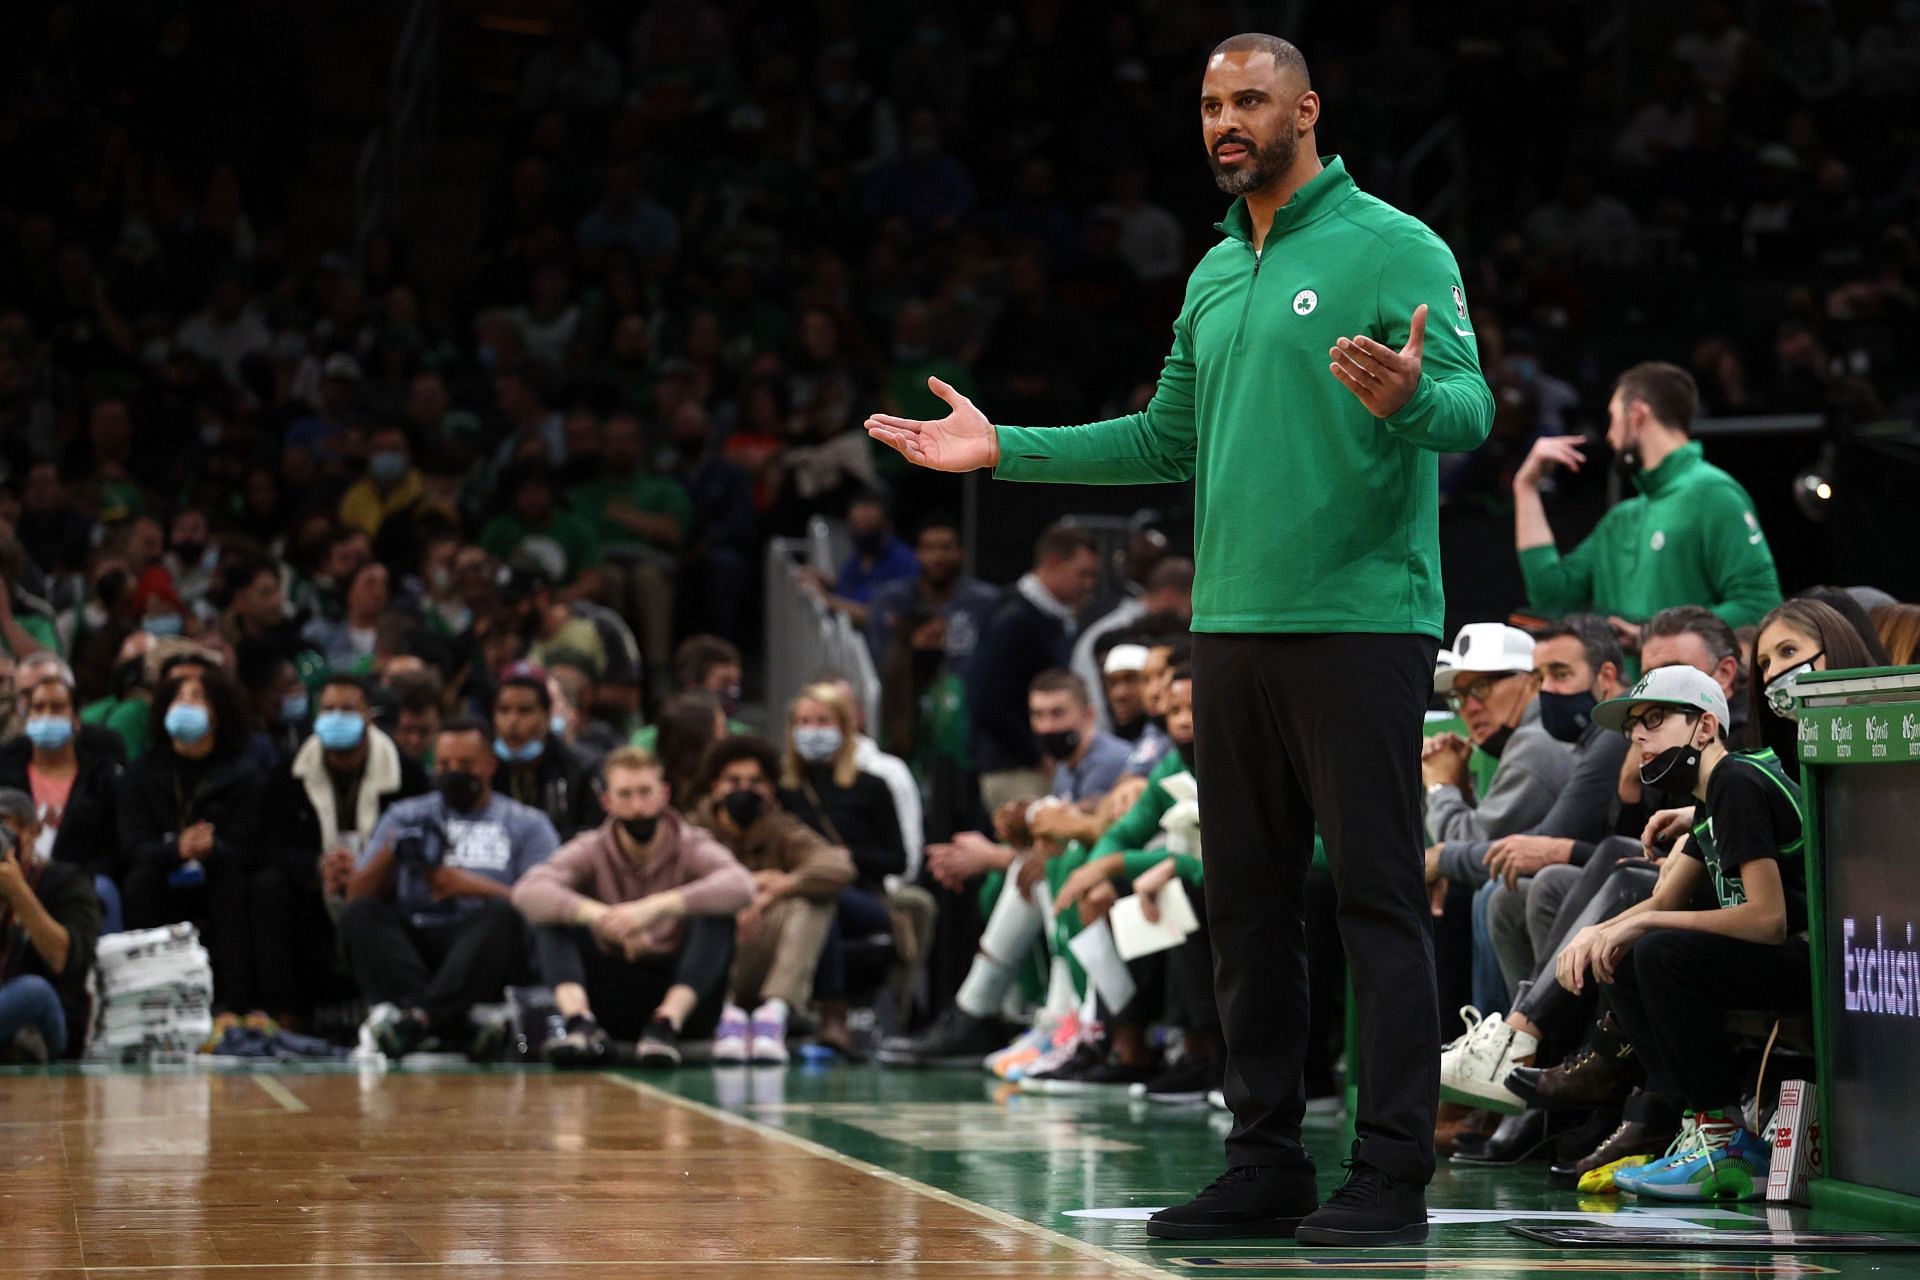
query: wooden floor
[
  {"left": 3, "top": 1064, "right": 1913, "bottom": 1278},
  {"left": 1, "top": 1068, "right": 1148, "bottom": 1278}
]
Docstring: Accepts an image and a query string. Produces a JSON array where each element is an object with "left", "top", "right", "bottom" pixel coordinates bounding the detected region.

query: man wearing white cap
[
  {"left": 1544, "top": 664, "right": 1806, "bottom": 1202},
  {"left": 1100, "top": 642, "right": 1153, "bottom": 740},
  {"left": 1423, "top": 624, "right": 1575, "bottom": 881}
]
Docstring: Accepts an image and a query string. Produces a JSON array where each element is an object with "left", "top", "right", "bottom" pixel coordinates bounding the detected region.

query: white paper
[
  {"left": 1067, "top": 919, "right": 1137, "bottom": 1010},
  {"left": 1109, "top": 879, "right": 1200, "bottom": 960}
]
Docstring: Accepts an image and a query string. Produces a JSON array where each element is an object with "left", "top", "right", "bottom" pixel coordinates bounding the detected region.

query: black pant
[
  {"left": 1515, "top": 862, "right": 1660, "bottom": 1038},
  {"left": 340, "top": 896, "right": 527, "bottom": 1033},
  {"left": 123, "top": 858, "right": 296, "bottom": 1014},
  {"left": 1193, "top": 632, "right": 1440, "bottom": 1184},
  {"left": 1606, "top": 929, "right": 1812, "bottom": 1112},
  {"left": 812, "top": 883, "right": 894, "bottom": 1000},
  {"left": 531, "top": 918, "right": 733, "bottom": 1041}
]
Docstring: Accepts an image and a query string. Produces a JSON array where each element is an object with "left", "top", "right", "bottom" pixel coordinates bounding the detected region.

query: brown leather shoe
[
  {"left": 1546, "top": 1116, "right": 1676, "bottom": 1189},
  {"left": 1506, "top": 1042, "right": 1644, "bottom": 1112},
  {"left": 1434, "top": 1104, "right": 1498, "bottom": 1157}
]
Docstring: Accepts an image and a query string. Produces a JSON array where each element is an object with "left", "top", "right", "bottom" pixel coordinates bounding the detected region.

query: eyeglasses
[
  {"left": 1445, "top": 671, "right": 1529, "bottom": 713},
  {"left": 1621, "top": 706, "right": 1700, "bottom": 736}
]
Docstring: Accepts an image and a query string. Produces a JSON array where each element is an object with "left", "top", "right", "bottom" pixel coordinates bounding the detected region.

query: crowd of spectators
[{"left": 2, "top": 0, "right": 1919, "bottom": 1207}]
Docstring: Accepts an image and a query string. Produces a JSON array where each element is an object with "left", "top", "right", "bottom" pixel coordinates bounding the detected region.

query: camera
[{"left": 393, "top": 818, "right": 447, "bottom": 871}]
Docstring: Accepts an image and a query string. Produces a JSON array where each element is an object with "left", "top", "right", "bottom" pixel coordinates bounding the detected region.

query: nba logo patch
[{"left": 1451, "top": 284, "right": 1467, "bottom": 321}]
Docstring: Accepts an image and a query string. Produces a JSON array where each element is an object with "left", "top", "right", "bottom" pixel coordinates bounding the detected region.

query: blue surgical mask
[
  {"left": 280, "top": 691, "right": 310, "bottom": 724},
  {"left": 25, "top": 716, "right": 74, "bottom": 750},
  {"left": 314, "top": 710, "right": 367, "bottom": 752},
  {"left": 164, "top": 702, "right": 212, "bottom": 745},
  {"left": 144, "top": 612, "right": 184, "bottom": 637},
  {"left": 494, "top": 735, "right": 545, "bottom": 764},
  {"left": 793, "top": 725, "right": 842, "bottom": 764},
  {"left": 549, "top": 712, "right": 570, "bottom": 739},
  {"left": 369, "top": 450, "right": 408, "bottom": 485}
]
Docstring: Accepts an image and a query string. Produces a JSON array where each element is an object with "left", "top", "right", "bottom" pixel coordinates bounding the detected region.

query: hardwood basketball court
[{"left": 1, "top": 1064, "right": 1908, "bottom": 1277}]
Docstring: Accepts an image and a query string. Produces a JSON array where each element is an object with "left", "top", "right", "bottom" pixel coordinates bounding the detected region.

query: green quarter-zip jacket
[
  {"left": 993, "top": 156, "right": 1493, "bottom": 638},
  {"left": 1519, "top": 440, "right": 1783, "bottom": 629}
]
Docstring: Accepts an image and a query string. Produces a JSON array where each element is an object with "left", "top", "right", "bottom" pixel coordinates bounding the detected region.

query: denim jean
[
  {"left": 1471, "top": 879, "right": 1510, "bottom": 1016},
  {"left": 0, "top": 975, "right": 67, "bottom": 1058}
]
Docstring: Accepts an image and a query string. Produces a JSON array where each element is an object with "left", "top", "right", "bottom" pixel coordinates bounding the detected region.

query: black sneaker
[
  {"left": 1037, "top": 1054, "right": 1158, "bottom": 1095},
  {"left": 1295, "top": 1143, "right": 1428, "bottom": 1247},
  {"left": 1017, "top": 1037, "right": 1108, "bottom": 1094},
  {"left": 1143, "top": 1056, "right": 1223, "bottom": 1104},
  {"left": 367, "top": 1005, "right": 430, "bottom": 1060},
  {"left": 543, "top": 1013, "right": 613, "bottom": 1069},
  {"left": 466, "top": 1014, "right": 508, "bottom": 1064},
  {"left": 875, "top": 1006, "right": 1007, "bottom": 1068},
  {"left": 636, "top": 1017, "right": 682, "bottom": 1068},
  {"left": 1146, "top": 1163, "right": 1320, "bottom": 1240}
]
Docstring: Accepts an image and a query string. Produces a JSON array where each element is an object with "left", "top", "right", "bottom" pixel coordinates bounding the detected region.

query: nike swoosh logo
[{"left": 1453, "top": 325, "right": 1474, "bottom": 337}]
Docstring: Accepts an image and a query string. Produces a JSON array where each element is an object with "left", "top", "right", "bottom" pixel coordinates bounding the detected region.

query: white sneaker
[
  {"left": 748, "top": 1002, "right": 789, "bottom": 1066},
  {"left": 984, "top": 1013, "right": 1061, "bottom": 1078},
  {"left": 1438, "top": 1005, "right": 1536, "bottom": 1114},
  {"left": 1206, "top": 1088, "right": 1228, "bottom": 1111},
  {"left": 713, "top": 1005, "right": 750, "bottom": 1065}
]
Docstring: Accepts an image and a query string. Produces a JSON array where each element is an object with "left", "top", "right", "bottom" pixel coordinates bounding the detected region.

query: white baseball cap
[
  {"left": 1103, "top": 644, "right": 1150, "bottom": 676},
  {"left": 1433, "top": 623, "right": 1536, "bottom": 695},
  {"left": 1592, "top": 664, "right": 1730, "bottom": 735}
]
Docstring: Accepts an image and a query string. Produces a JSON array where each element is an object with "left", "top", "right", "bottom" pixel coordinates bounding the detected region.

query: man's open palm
[
  {"left": 1329, "top": 304, "right": 1427, "bottom": 418},
  {"left": 865, "top": 377, "right": 1000, "bottom": 473}
]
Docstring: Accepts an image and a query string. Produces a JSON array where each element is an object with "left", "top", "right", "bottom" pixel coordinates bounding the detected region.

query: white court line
[
  {"left": 597, "top": 1072, "right": 1181, "bottom": 1280},
  {"left": 251, "top": 1075, "right": 309, "bottom": 1113}
]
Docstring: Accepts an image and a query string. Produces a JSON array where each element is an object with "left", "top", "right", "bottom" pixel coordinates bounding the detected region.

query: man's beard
[{"left": 1209, "top": 127, "right": 1299, "bottom": 197}]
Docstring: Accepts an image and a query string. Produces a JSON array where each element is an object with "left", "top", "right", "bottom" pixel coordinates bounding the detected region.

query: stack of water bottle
[{"left": 87, "top": 923, "right": 215, "bottom": 1062}]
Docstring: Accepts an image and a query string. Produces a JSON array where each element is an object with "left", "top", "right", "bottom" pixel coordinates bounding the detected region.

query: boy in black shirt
[{"left": 1556, "top": 665, "right": 1807, "bottom": 1201}]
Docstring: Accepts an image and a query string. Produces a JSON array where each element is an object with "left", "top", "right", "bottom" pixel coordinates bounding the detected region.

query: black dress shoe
[
  {"left": 1450, "top": 1107, "right": 1555, "bottom": 1166},
  {"left": 1295, "top": 1144, "right": 1428, "bottom": 1247},
  {"left": 1147, "top": 1163, "right": 1319, "bottom": 1239},
  {"left": 1546, "top": 1116, "right": 1677, "bottom": 1188}
]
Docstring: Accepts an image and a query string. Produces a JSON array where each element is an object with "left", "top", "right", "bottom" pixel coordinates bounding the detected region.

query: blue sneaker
[
  {"left": 1614, "top": 1115, "right": 1695, "bottom": 1195},
  {"left": 1632, "top": 1112, "right": 1769, "bottom": 1202}
]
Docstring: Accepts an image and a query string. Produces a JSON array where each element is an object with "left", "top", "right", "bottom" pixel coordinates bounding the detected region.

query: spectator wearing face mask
[
  {"left": 809, "top": 493, "right": 920, "bottom": 630},
  {"left": 0, "top": 662, "right": 125, "bottom": 932},
  {"left": 695, "top": 736, "right": 857, "bottom": 1066},
  {"left": 0, "top": 788, "right": 101, "bottom": 1062},
  {"left": 490, "top": 667, "right": 596, "bottom": 836},
  {"left": 513, "top": 748, "right": 751, "bottom": 1068},
  {"left": 630, "top": 636, "right": 749, "bottom": 751},
  {"left": 345, "top": 718, "right": 561, "bottom": 1060},
  {"left": 301, "top": 560, "right": 390, "bottom": 673},
  {"left": 273, "top": 674, "right": 431, "bottom": 922},
  {"left": 1748, "top": 598, "right": 1886, "bottom": 782},
  {"left": 339, "top": 425, "right": 425, "bottom": 540},
  {"left": 118, "top": 668, "right": 292, "bottom": 1019}
]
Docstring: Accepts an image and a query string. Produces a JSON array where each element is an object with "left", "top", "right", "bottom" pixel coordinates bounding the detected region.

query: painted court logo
[{"left": 1292, "top": 289, "right": 1317, "bottom": 315}]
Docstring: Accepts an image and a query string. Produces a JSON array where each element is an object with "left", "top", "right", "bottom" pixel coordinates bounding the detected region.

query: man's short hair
[
  {"left": 672, "top": 634, "right": 741, "bottom": 691},
  {"left": 1029, "top": 667, "right": 1091, "bottom": 708},
  {"left": 1034, "top": 522, "right": 1098, "bottom": 566},
  {"left": 1209, "top": 32, "right": 1311, "bottom": 85},
  {"left": 1643, "top": 605, "right": 1738, "bottom": 665},
  {"left": 389, "top": 671, "right": 443, "bottom": 713},
  {"left": 0, "top": 786, "right": 36, "bottom": 826},
  {"left": 1537, "top": 614, "right": 1625, "bottom": 680},
  {"left": 914, "top": 511, "right": 961, "bottom": 540},
  {"left": 319, "top": 672, "right": 372, "bottom": 702},
  {"left": 439, "top": 714, "right": 489, "bottom": 744},
  {"left": 15, "top": 653, "right": 76, "bottom": 693},
  {"left": 1614, "top": 361, "right": 1698, "bottom": 433},
  {"left": 702, "top": 734, "right": 781, "bottom": 792},
  {"left": 1146, "top": 557, "right": 1196, "bottom": 593},
  {"left": 1168, "top": 663, "right": 1194, "bottom": 684},
  {"left": 216, "top": 556, "right": 279, "bottom": 609},
  {"left": 601, "top": 746, "right": 664, "bottom": 781},
  {"left": 495, "top": 672, "right": 552, "bottom": 712}
]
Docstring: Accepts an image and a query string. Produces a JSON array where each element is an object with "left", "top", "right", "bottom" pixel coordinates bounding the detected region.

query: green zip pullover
[
  {"left": 1519, "top": 440, "right": 1782, "bottom": 628},
  {"left": 993, "top": 156, "right": 1493, "bottom": 639}
]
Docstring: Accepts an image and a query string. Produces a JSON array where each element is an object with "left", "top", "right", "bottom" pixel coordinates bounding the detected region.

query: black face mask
[
  {"left": 1639, "top": 742, "right": 1703, "bottom": 794},
  {"left": 113, "top": 656, "right": 146, "bottom": 699},
  {"left": 1110, "top": 714, "right": 1146, "bottom": 743},
  {"left": 173, "top": 541, "right": 205, "bottom": 564},
  {"left": 1538, "top": 689, "right": 1598, "bottom": 744},
  {"left": 621, "top": 814, "right": 661, "bottom": 844},
  {"left": 437, "top": 770, "right": 484, "bottom": 812},
  {"left": 1145, "top": 713, "right": 1168, "bottom": 733},
  {"left": 722, "top": 790, "right": 765, "bottom": 830},
  {"left": 1480, "top": 724, "right": 1516, "bottom": 759},
  {"left": 1037, "top": 728, "right": 1080, "bottom": 761}
]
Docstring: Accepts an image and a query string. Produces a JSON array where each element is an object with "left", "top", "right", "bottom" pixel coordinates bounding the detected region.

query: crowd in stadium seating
[{"left": 3, "top": 0, "right": 1920, "bottom": 1205}]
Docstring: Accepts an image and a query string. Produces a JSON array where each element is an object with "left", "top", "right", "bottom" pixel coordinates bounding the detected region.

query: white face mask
[{"left": 1764, "top": 652, "right": 1822, "bottom": 718}]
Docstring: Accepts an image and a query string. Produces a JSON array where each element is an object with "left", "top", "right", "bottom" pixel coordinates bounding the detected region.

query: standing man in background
[
  {"left": 1513, "top": 361, "right": 1782, "bottom": 652},
  {"left": 867, "top": 34, "right": 1492, "bottom": 1246}
]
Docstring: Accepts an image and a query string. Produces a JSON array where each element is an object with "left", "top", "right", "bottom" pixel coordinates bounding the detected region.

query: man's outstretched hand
[
  {"left": 1329, "top": 303, "right": 1427, "bottom": 418},
  {"left": 865, "top": 377, "right": 1000, "bottom": 473}
]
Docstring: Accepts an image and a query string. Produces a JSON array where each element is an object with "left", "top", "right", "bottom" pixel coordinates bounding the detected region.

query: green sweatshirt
[
  {"left": 1519, "top": 441, "right": 1781, "bottom": 629},
  {"left": 994, "top": 156, "right": 1493, "bottom": 639}
]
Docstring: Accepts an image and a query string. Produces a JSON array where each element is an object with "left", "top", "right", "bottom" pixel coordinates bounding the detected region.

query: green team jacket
[
  {"left": 1519, "top": 440, "right": 1782, "bottom": 628},
  {"left": 993, "top": 156, "right": 1494, "bottom": 639}
]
